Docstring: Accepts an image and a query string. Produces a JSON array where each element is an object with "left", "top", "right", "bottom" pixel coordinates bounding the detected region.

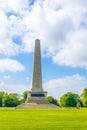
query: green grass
[{"left": 0, "top": 108, "right": 87, "bottom": 130}]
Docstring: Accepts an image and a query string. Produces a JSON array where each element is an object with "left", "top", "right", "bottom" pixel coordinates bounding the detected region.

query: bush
[
  {"left": 60, "top": 92, "right": 79, "bottom": 107},
  {"left": 47, "top": 96, "right": 59, "bottom": 106},
  {"left": 3, "top": 93, "right": 20, "bottom": 107}
]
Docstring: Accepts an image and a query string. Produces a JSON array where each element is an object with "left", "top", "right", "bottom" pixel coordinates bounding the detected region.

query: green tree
[
  {"left": 60, "top": 92, "right": 79, "bottom": 107},
  {"left": 77, "top": 101, "right": 82, "bottom": 107},
  {"left": 23, "top": 91, "right": 27, "bottom": 101},
  {"left": 82, "top": 98, "right": 87, "bottom": 107},
  {"left": 81, "top": 88, "right": 87, "bottom": 107},
  {"left": 0, "top": 92, "right": 4, "bottom": 107},
  {"left": 20, "top": 91, "right": 28, "bottom": 103},
  {"left": 81, "top": 88, "right": 87, "bottom": 98},
  {"left": 47, "top": 96, "right": 59, "bottom": 106},
  {"left": 3, "top": 93, "right": 20, "bottom": 107}
]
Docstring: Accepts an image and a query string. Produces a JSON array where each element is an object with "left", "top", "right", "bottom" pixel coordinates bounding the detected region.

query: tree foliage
[
  {"left": 20, "top": 91, "right": 28, "bottom": 103},
  {"left": 82, "top": 98, "right": 87, "bottom": 107},
  {"left": 22, "top": 91, "right": 27, "bottom": 101},
  {"left": 81, "top": 88, "right": 87, "bottom": 98},
  {"left": 47, "top": 96, "right": 59, "bottom": 106},
  {"left": 81, "top": 88, "right": 87, "bottom": 107},
  {"left": 0, "top": 92, "right": 4, "bottom": 107},
  {"left": 60, "top": 92, "right": 79, "bottom": 107},
  {"left": 3, "top": 93, "right": 20, "bottom": 107}
]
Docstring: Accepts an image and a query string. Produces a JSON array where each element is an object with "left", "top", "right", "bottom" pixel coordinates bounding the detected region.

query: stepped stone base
[
  {"left": 26, "top": 91, "right": 48, "bottom": 103},
  {"left": 16, "top": 102, "right": 58, "bottom": 109},
  {"left": 16, "top": 95, "right": 59, "bottom": 108},
  {"left": 26, "top": 98, "right": 49, "bottom": 104},
  {"left": 16, "top": 91, "right": 59, "bottom": 108}
]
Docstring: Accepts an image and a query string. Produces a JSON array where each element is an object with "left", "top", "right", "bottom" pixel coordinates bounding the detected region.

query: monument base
[
  {"left": 16, "top": 103, "right": 58, "bottom": 108},
  {"left": 16, "top": 91, "right": 59, "bottom": 108},
  {"left": 26, "top": 91, "right": 49, "bottom": 104}
]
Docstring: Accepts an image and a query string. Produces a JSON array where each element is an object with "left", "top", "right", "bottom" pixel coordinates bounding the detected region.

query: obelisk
[
  {"left": 16, "top": 39, "right": 58, "bottom": 108},
  {"left": 32, "top": 39, "right": 43, "bottom": 92},
  {"left": 26, "top": 39, "right": 48, "bottom": 103}
]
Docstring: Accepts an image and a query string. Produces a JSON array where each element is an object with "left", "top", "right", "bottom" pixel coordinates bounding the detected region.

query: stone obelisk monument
[
  {"left": 32, "top": 39, "right": 43, "bottom": 92},
  {"left": 26, "top": 39, "right": 48, "bottom": 103},
  {"left": 17, "top": 39, "right": 58, "bottom": 108}
]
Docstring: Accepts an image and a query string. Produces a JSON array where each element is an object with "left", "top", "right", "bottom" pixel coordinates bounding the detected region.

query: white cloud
[
  {"left": 0, "top": 59, "right": 25, "bottom": 72},
  {"left": 44, "top": 74, "right": 87, "bottom": 99},
  {"left": 0, "top": 0, "right": 87, "bottom": 69},
  {"left": 3, "top": 75, "right": 11, "bottom": 80},
  {"left": 53, "top": 30, "right": 87, "bottom": 69},
  {"left": 0, "top": 9, "right": 21, "bottom": 56},
  {"left": 0, "top": 0, "right": 29, "bottom": 14},
  {"left": 0, "top": 82, "right": 29, "bottom": 94}
]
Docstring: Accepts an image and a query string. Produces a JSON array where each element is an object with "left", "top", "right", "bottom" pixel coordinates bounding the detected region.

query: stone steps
[
  {"left": 26, "top": 99, "right": 49, "bottom": 104},
  {"left": 16, "top": 103, "right": 59, "bottom": 109}
]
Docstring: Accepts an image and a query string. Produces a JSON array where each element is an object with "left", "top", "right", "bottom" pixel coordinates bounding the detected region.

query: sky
[{"left": 0, "top": 0, "right": 87, "bottom": 99}]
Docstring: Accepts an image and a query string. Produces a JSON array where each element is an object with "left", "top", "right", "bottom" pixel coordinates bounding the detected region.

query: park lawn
[{"left": 0, "top": 108, "right": 87, "bottom": 130}]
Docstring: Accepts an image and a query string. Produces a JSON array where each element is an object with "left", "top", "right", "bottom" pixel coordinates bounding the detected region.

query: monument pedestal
[
  {"left": 16, "top": 90, "right": 58, "bottom": 108},
  {"left": 26, "top": 91, "right": 49, "bottom": 104}
]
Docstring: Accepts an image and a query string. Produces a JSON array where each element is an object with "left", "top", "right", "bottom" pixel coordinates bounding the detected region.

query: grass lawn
[{"left": 0, "top": 108, "right": 87, "bottom": 130}]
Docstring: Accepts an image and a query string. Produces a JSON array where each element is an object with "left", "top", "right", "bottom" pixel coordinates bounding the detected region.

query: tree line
[{"left": 0, "top": 88, "right": 87, "bottom": 107}]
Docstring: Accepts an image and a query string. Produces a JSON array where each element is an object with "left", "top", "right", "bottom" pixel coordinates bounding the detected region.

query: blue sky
[{"left": 0, "top": 0, "right": 87, "bottom": 99}]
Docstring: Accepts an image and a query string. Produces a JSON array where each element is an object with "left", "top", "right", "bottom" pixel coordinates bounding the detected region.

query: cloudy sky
[{"left": 0, "top": 0, "right": 87, "bottom": 99}]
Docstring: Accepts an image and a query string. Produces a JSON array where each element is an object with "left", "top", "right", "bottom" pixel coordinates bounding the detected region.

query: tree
[
  {"left": 47, "top": 96, "right": 59, "bottom": 106},
  {"left": 60, "top": 92, "right": 79, "bottom": 107},
  {"left": 81, "top": 88, "right": 87, "bottom": 107},
  {"left": 81, "top": 98, "right": 87, "bottom": 107},
  {"left": 81, "top": 88, "right": 87, "bottom": 98},
  {"left": 3, "top": 93, "right": 20, "bottom": 107},
  {"left": 0, "top": 92, "right": 4, "bottom": 107},
  {"left": 20, "top": 91, "right": 28, "bottom": 103},
  {"left": 22, "top": 91, "right": 27, "bottom": 101},
  {"left": 76, "top": 100, "right": 82, "bottom": 108}
]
